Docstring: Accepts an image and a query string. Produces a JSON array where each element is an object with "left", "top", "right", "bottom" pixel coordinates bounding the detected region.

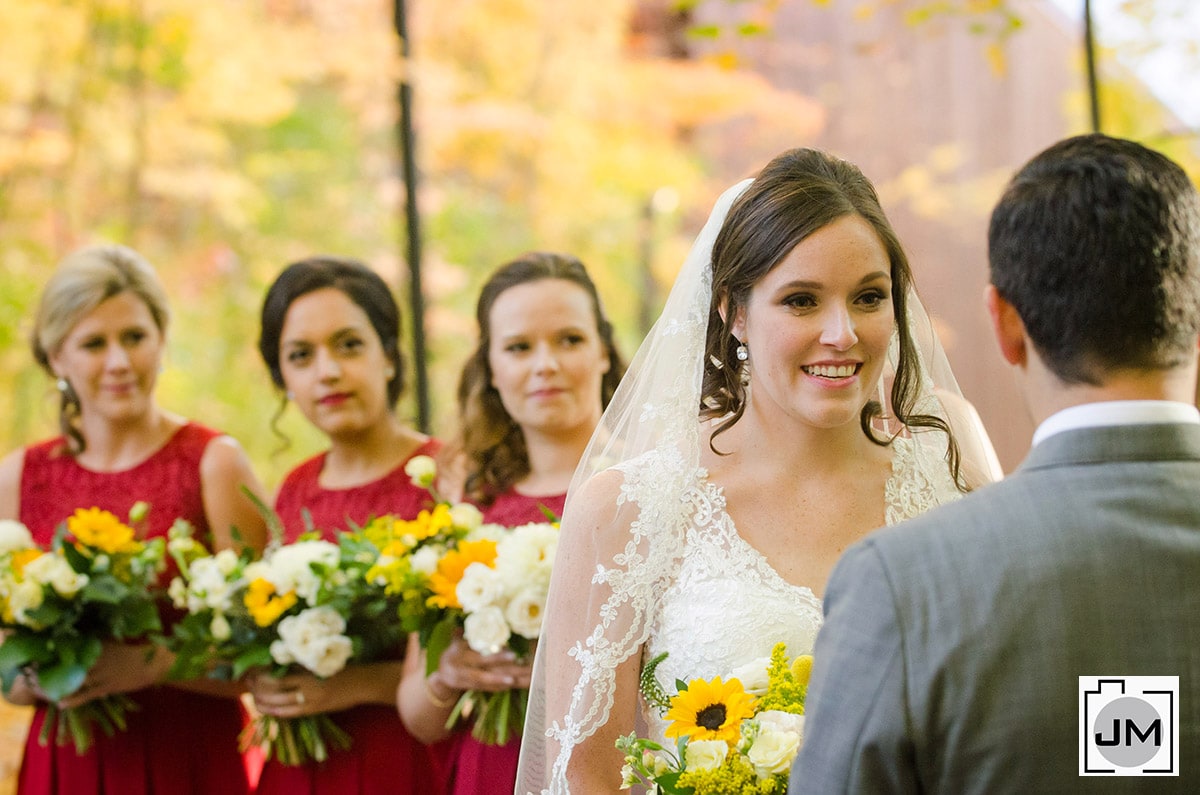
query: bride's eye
[{"left": 783, "top": 293, "right": 817, "bottom": 310}]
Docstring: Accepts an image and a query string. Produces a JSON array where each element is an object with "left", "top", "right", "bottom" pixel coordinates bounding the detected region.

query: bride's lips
[{"left": 801, "top": 361, "right": 863, "bottom": 387}]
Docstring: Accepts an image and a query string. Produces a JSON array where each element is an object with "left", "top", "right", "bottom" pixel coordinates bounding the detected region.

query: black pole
[
  {"left": 394, "top": 0, "right": 431, "bottom": 433},
  {"left": 1083, "top": 0, "right": 1101, "bottom": 132}
]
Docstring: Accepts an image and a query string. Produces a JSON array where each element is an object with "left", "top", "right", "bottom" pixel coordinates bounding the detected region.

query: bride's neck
[{"left": 706, "top": 409, "right": 878, "bottom": 479}]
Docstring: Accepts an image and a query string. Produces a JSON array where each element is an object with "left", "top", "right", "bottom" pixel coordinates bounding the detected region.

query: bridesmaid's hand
[
  {"left": 58, "top": 641, "right": 171, "bottom": 709},
  {"left": 435, "top": 636, "right": 532, "bottom": 694},
  {"left": 4, "top": 667, "right": 47, "bottom": 706}
]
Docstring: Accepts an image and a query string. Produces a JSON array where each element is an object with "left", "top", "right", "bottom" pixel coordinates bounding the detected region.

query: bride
[{"left": 515, "top": 148, "right": 1001, "bottom": 794}]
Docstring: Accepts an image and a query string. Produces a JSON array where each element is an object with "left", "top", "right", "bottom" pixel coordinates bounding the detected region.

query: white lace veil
[{"left": 515, "top": 167, "right": 1001, "bottom": 795}]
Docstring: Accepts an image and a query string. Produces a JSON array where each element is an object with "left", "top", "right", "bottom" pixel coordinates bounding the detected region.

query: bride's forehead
[{"left": 754, "top": 219, "right": 891, "bottom": 290}]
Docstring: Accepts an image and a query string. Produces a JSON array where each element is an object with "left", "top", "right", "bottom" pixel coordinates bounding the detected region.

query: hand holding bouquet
[
  {"left": 0, "top": 507, "right": 165, "bottom": 753},
  {"left": 390, "top": 455, "right": 558, "bottom": 745},
  {"left": 163, "top": 519, "right": 406, "bottom": 765},
  {"left": 617, "top": 643, "right": 811, "bottom": 794}
]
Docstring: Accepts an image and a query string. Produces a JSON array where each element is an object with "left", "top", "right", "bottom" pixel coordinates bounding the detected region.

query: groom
[{"left": 790, "top": 133, "right": 1200, "bottom": 793}]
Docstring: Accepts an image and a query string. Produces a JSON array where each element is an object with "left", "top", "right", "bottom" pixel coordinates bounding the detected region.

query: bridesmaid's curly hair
[
  {"left": 457, "top": 253, "right": 625, "bottom": 505},
  {"left": 700, "top": 148, "right": 963, "bottom": 486}
]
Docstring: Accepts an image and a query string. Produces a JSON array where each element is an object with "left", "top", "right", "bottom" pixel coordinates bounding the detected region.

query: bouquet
[
  {"left": 163, "top": 516, "right": 408, "bottom": 765},
  {"left": 388, "top": 455, "right": 558, "bottom": 745},
  {"left": 0, "top": 507, "right": 165, "bottom": 753},
  {"left": 617, "top": 643, "right": 811, "bottom": 794}
]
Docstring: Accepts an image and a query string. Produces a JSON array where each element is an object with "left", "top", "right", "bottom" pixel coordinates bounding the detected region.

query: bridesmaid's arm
[
  {"left": 200, "top": 435, "right": 269, "bottom": 556},
  {"left": 250, "top": 660, "right": 405, "bottom": 718},
  {"left": 397, "top": 632, "right": 532, "bottom": 744},
  {"left": 0, "top": 447, "right": 25, "bottom": 521}
]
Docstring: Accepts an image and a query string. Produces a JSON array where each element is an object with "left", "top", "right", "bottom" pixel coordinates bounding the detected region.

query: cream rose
[
  {"left": 463, "top": 605, "right": 511, "bottom": 655},
  {"left": 684, "top": 739, "right": 728, "bottom": 771},
  {"left": 747, "top": 727, "right": 801, "bottom": 778},
  {"left": 0, "top": 519, "right": 34, "bottom": 554}
]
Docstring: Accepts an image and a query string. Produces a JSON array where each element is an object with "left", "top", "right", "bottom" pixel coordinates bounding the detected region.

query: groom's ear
[{"left": 985, "top": 284, "right": 1027, "bottom": 368}]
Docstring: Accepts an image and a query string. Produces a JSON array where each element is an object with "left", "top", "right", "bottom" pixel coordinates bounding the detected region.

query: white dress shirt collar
[{"left": 1032, "top": 400, "right": 1200, "bottom": 447}]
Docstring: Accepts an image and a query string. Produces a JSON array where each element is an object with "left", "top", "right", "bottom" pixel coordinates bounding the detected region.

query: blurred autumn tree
[{"left": 0, "top": 0, "right": 824, "bottom": 492}]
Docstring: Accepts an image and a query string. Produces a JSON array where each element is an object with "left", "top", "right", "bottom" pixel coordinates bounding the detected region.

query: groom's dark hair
[{"left": 989, "top": 133, "right": 1200, "bottom": 385}]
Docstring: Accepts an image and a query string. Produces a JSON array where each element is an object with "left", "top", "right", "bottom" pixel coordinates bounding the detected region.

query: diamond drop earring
[{"left": 735, "top": 343, "right": 749, "bottom": 362}]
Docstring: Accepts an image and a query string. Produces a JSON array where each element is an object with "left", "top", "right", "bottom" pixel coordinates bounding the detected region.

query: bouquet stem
[
  {"left": 40, "top": 695, "right": 140, "bottom": 754},
  {"left": 445, "top": 688, "right": 528, "bottom": 746},
  {"left": 242, "top": 714, "right": 352, "bottom": 766}
]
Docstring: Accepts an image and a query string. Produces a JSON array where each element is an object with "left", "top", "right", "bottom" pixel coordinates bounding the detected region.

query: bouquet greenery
[
  {"left": 162, "top": 516, "right": 407, "bottom": 765},
  {"left": 616, "top": 643, "right": 812, "bottom": 794},
  {"left": 381, "top": 455, "right": 558, "bottom": 745},
  {"left": 0, "top": 507, "right": 165, "bottom": 752}
]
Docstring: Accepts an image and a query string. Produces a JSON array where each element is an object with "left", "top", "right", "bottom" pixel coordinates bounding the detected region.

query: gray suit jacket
[{"left": 790, "top": 423, "right": 1200, "bottom": 794}]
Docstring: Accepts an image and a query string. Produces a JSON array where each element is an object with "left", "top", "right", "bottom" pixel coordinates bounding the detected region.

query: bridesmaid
[
  {"left": 249, "top": 256, "right": 441, "bottom": 794},
  {"left": 396, "top": 252, "right": 624, "bottom": 795},
  {"left": 0, "top": 243, "right": 269, "bottom": 795}
]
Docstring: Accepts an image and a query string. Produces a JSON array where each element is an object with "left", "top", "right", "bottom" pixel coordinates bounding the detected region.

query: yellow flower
[
  {"left": 426, "top": 539, "right": 497, "bottom": 609},
  {"left": 792, "top": 654, "right": 813, "bottom": 686},
  {"left": 401, "top": 504, "right": 455, "bottom": 543},
  {"left": 664, "top": 676, "right": 757, "bottom": 744},
  {"left": 244, "top": 577, "right": 298, "bottom": 627},
  {"left": 67, "top": 507, "right": 141, "bottom": 555},
  {"left": 10, "top": 548, "right": 43, "bottom": 574}
]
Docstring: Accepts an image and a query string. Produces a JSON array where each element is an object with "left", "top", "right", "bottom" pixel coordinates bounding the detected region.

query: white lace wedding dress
[{"left": 637, "top": 434, "right": 961, "bottom": 744}]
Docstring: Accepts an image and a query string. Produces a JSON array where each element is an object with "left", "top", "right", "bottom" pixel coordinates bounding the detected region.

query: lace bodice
[{"left": 640, "top": 434, "right": 960, "bottom": 743}]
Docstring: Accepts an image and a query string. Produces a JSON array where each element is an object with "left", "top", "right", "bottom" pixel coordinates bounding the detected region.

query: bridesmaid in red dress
[
  {"left": 397, "top": 253, "right": 625, "bottom": 795},
  {"left": 250, "top": 256, "right": 441, "bottom": 795},
  {"left": 0, "top": 244, "right": 270, "bottom": 795}
]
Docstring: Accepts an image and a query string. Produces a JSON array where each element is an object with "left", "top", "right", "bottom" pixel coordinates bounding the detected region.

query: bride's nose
[{"left": 819, "top": 305, "right": 858, "bottom": 350}]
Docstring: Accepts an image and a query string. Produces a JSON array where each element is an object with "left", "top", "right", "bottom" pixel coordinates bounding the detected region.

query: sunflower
[{"left": 664, "top": 676, "right": 757, "bottom": 744}]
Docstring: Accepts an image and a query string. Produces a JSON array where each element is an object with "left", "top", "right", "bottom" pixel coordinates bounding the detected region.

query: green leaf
[
  {"left": 232, "top": 645, "right": 274, "bottom": 680},
  {"left": 37, "top": 661, "right": 89, "bottom": 702},
  {"left": 424, "top": 616, "right": 457, "bottom": 677},
  {"left": 687, "top": 24, "right": 722, "bottom": 39}
]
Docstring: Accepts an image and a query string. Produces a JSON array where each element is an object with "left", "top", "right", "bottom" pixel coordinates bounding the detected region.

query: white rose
[
  {"left": 23, "top": 553, "right": 88, "bottom": 597},
  {"left": 0, "top": 520, "right": 34, "bottom": 554},
  {"left": 275, "top": 606, "right": 353, "bottom": 676},
  {"left": 9, "top": 579, "right": 46, "bottom": 626},
  {"left": 409, "top": 545, "right": 442, "bottom": 577},
  {"left": 404, "top": 455, "right": 437, "bottom": 488},
  {"left": 756, "top": 710, "right": 805, "bottom": 738},
  {"left": 269, "top": 639, "right": 295, "bottom": 666},
  {"left": 213, "top": 548, "right": 239, "bottom": 576},
  {"left": 456, "top": 562, "right": 503, "bottom": 613},
  {"left": 465, "top": 522, "right": 507, "bottom": 544},
  {"left": 747, "top": 728, "right": 801, "bottom": 778},
  {"left": 494, "top": 523, "right": 558, "bottom": 588},
  {"left": 210, "top": 612, "right": 231, "bottom": 641},
  {"left": 448, "top": 503, "right": 483, "bottom": 532},
  {"left": 684, "top": 739, "right": 728, "bottom": 771},
  {"left": 268, "top": 541, "right": 339, "bottom": 602},
  {"left": 463, "top": 605, "right": 511, "bottom": 654},
  {"left": 727, "top": 656, "right": 771, "bottom": 696},
  {"left": 298, "top": 634, "right": 354, "bottom": 677},
  {"left": 504, "top": 586, "right": 547, "bottom": 639}
]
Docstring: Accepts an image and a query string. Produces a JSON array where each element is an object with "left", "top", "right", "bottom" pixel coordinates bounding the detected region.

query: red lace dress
[
  {"left": 438, "top": 488, "right": 566, "bottom": 795},
  {"left": 255, "top": 439, "right": 443, "bottom": 795},
  {"left": 16, "top": 423, "right": 252, "bottom": 795}
]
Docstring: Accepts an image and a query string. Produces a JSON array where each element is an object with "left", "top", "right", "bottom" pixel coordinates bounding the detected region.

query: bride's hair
[{"left": 700, "top": 148, "right": 963, "bottom": 484}]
